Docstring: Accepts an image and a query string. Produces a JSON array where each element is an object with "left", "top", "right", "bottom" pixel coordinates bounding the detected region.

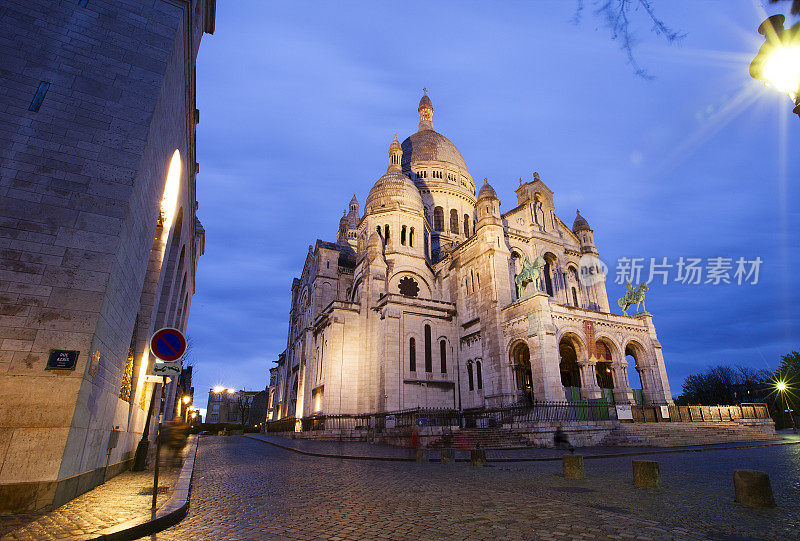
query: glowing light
[
  {"left": 227, "top": 388, "right": 235, "bottom": 394},
  {"left": 182, "top": 395, "right": 191, "bottom": 404},
  {"left": 160, "top": 150, "right": 181, "bottom": 232},
  {"left": 213, "top": 385, "right": 225, "bottom": 394},
  {"left": 776, "top": 381, "right": 788, "bottom": 392},
  {"left": 762, "top": 45, "right": 800, "bottom": 96}
]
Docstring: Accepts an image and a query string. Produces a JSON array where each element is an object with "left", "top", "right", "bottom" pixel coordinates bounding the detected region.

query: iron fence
[{"left": 264, "top": 402, "right": 771, "bottom": 433}]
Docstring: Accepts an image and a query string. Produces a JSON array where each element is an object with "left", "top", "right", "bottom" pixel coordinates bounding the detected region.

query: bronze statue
[
  {"left": 618, "top": 280, "right": 648, "bottom": 316},
  {"left": 515, "top": 256, "right": 546, "bottom": 299}
]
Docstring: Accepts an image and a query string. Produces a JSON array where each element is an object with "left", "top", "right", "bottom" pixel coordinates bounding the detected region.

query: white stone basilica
[{"left": 271, "top": 93, "right": 673, "bottom": 421}]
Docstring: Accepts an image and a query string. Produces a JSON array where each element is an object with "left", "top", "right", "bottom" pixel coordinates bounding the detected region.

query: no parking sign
[{"left": 149, "top": 327, "right": 187, "bottom": 362}]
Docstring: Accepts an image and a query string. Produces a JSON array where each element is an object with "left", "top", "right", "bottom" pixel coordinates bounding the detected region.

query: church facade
[{"left": 271, "top": 93, "right": 672, "bottom": 422}]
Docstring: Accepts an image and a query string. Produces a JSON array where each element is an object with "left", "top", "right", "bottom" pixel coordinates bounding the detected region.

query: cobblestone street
[{"left": 156, "top": 436, "right": 800, "bottom": 540}]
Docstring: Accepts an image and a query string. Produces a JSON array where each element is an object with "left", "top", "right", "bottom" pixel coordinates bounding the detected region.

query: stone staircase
[
  {"left": 600, "top": 421, "right": 777, "bottom": 447},
  {"left": 429, "top": 428, "right": 532, "bottom": 449}
]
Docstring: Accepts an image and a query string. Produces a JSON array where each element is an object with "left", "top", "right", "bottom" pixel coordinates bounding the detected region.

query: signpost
[{"left": 147, "top": 328, "right": 187, "bottom": 512}]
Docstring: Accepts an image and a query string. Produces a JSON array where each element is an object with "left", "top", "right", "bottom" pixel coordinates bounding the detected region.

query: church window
[
  {"left": 449, "top": 209, "right": 459, "bottom": 234},
  {"left": 409, "top": 227, "right": 414, "bottom": 247},
  {"left": 326, "top": 261, "right": 329, "bottom": 269},
  {"left": 409, "top": 337, "right": 416, "bottom": 372},
  {"left": 433, "top": 207, "right": 444, "bottom": 231},
  {"left": 398, "top": 276, "right": 419, "bottom": 297},
  {"left": 376, "top": 226, "right": 381, "bottom": 237},
  {"left": 572, "top": 287, "right": 579, "bottom": 307},
  {"left": 416, "top": 170, "right": 427, "bottom": 179},
  {"left": 463, "top": 214, "right": 470, "bottom": 237},
  {"left": 401, "top": 225, "right": 407, "bottom": 245},
  {"left": 384, "top": 225, "right": 390, "bottom": 243},
  {"left": 467, "top": 363, "right": 474, "bottom": 391},
  {"left": 440, "top": 339, "right": 447, "bottom": 373},
  {"left": 476, "top": 361, "right": 483, "bottom": 390},
  {"left": 432, "top": 170, "right": 443, "bottom": 179},
  {"left": 424, "top": 325, "right": 432, "bottom": 372}
]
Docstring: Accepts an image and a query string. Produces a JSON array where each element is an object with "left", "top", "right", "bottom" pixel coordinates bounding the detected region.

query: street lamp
[
  {"left": 750, "top": 14, "right": 800, "bottom": 118},
  {"left": 775, "top": 379, "right": 797, "bottom": 433}
]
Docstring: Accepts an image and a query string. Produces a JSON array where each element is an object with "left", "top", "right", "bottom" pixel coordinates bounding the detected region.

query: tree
[
  {"left": 236, "top": 393, "right": 252, "bottom": 427},
  {"left": 676, "top": 364, "right": 771, "bottom": 405}
]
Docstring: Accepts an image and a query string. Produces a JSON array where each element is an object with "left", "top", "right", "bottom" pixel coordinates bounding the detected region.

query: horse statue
[
  {"left": 514, "top": 256, "right": 546, "bottom": 299},
  {"left": 618, "top": 280, "right": 648, "bottom": 316}
]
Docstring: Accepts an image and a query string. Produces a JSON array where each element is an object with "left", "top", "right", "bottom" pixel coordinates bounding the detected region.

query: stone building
[
  {"left": 271, "top": 93, "right": 673, "bottom": 422},
  {"left": 206, "top": 388, "right": 259, "bottom": 424},
  {"left": 0, "top": 0, "right": 213, "bottom": 511}
]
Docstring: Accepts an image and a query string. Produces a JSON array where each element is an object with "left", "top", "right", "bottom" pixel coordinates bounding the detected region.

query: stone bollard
[
  {"left": 470, "top": 448, "right": 486, "bottom": 467},
  {"left": 733, "top": 470, "right": 775, "bottom": 507},
  {"left": 632, "top": 460, "right": 661, "bottom": 488},
  {"left": 562, "top": 454, "right": 585, "bottom": 479},
  {"left": 440, "top": 448, "right": 454, "bottom": 464},
  {"left": 415, "top": 448, "right": 425, "bottom": 462}
]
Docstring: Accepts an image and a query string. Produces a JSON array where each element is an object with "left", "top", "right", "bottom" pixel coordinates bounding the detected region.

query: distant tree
[
  {"left": 676, "top": 365, "right": 771, "bottom": 405},
  {"left": 236, "top": 394, "right": 252, "bottom": 427}
]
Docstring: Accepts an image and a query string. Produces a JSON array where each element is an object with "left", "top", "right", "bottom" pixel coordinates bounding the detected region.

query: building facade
[
  {"left": 271, "top": 93, "right": 673, "bottom": 422},
  {"left": 206, "top": 388, "right": 260, "bottom": 424},
  {"left": 0, "top": 0, "right": 213, "bottom": 511}
]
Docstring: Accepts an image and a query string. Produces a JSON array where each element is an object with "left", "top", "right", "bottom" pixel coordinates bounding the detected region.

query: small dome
[
  {"left": 339, "top": 211, "right": 349, "bottom": 226},
  {"left": 365, "top": 171, "right": 424, "bottom": 214},
  {"left": 418, "top": 93, "right": 433, "bottom": 112},
  {"left": 477, "top": 178, "right": 497, "bottom": 200},
  {"left": 573, "top": 210, "right": 591, "bottom": 232}
]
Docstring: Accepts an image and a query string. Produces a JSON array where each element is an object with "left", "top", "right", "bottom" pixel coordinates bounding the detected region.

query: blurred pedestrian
[{"left": 553, "top": 426, "right": 574, "bottom": 454}]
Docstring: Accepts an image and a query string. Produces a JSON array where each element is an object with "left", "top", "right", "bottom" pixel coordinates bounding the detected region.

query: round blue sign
[{"left": 150, "top": 328, "right": 186, "bottom": 362}]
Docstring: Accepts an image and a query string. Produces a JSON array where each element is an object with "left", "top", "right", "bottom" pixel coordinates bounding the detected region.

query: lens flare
[{"left": 762, "top": 45, "right": 800, "bottom": 95}]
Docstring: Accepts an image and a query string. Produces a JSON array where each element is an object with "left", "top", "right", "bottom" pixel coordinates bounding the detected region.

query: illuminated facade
[
  {"left": 271, "top": 93, "right": 673, "bottom": 422},
  {"left": 0, "top": 1, "right": 213, "bottom": 511}
]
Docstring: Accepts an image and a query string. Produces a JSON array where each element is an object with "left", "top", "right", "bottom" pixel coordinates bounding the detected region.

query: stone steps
[
  {"left": 429, "top": 428, "right": 532, "bottom": 449},
  {"left": 601, "top": 421, "right": 777, "bottom": 447}
]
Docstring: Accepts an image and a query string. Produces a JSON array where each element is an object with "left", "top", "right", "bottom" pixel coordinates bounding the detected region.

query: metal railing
[{"left": 265, "top": 402, "right": 771, "bottom": 433}]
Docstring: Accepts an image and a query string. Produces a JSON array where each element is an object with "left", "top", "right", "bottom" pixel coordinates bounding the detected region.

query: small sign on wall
[
  {"left": 46, "top": 350, "right": 79, "bottom": 370},
  {"left": 660, "top": 405, "right": 670, "bottom": 419},
  {"left": 616, "top": 404, "right": 633, "bottom": 420}
]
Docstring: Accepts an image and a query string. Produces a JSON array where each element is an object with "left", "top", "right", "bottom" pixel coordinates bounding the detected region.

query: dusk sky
[{"left": 189, "top": 1, "right": 799, "bottom": 415}]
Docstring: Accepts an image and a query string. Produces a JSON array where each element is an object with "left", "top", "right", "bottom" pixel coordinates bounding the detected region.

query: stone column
[
  {"left": 578, "top": 359, "right": 602, "bottom": 400},
  {"left": 612, "top": 361, "right": 634, "bottom": 403},
  {"left": 525, "top": 292, "right": 563, "bottom": 401}
]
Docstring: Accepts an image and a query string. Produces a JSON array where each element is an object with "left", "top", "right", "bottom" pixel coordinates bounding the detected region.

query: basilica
[{"left": 270, "top": 93, "right": 673, "bottom": 421}]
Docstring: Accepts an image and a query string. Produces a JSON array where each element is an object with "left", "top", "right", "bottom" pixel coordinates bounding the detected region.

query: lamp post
[
  {"left": 182, "top": 395, "right": 192, "bottom": 423},
  {"left": 750, "top": 14, "right": 800, "bottom": 118},
  {"left": 776, "top": 381, "right": 797, "bottom": 433}
]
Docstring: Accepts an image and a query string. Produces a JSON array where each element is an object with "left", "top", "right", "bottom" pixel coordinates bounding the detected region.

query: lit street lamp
[
  {"left": 750, "top": 14, "right": 800, "bottom": 118},
  {"left": 775, "top": 380, "right": 797, "bottom": 433}
]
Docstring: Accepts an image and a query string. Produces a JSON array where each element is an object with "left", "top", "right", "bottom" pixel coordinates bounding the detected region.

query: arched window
[
  {"left": 572, "top": 287, "right": 579, "bottom": 307},
  {"left": 476, "top": 361, "right": 483, "bottom": 390},
  {"left": 409, "top": 337, "right": 416, "bottom": 372},
  {"left": 463, "top": 214, "right": 470, "bottom": 236},
  {"left": 440, "top": 339, "right": 447, "bottom": 373},
  {"left": 449, "top": 209, "right": 459, "bottom": 234},
  {"left": 401, "top": 225, "right": 407, "bottom": 245},
  {"left": 424, "top": 325, "right": 432, "bottom": 372},
  {"left": 384, "top": 225, "right": 390, "bottom": 243},
  {"left": 543, "top": 253, "right": 556, "bottom": 296},
  {"left": 433, "top": 207, "right": 444, "bottom": 231},
  {"left": 467, "top": 362, "right": 474, "bottom": 391},
  {"left": 409, "top": 227, "right": 414, "bottom": 247}
]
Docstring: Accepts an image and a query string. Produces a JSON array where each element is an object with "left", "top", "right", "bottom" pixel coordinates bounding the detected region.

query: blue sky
[{"left": 189, "top": 1, "right": 799, "bottom": 412}]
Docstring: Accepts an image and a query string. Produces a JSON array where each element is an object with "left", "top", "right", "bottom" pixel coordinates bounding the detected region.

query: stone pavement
[
  {"left": 154, "top": 435, "right": 800, "bottom": 540},
  {"left": 0, "top": 438, "right": 195, "bottom": 541}
]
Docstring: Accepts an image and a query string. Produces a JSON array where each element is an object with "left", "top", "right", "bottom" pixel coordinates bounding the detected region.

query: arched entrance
[
  {"left": 594, "top": 340, "right": 614, "bottom": 390},
  {"left": 625, "top": 341, "right": 646, "bottom": 405},
  {"left": 558, "top": 337, "right": 581, "bottom": 399},
  {"left": 511, "top": 342, "right": 533, "bottom": 404}
]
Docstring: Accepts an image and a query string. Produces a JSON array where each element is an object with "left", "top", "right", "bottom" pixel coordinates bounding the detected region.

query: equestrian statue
[
  {"left": 618, "top": 280, "right": 648, "bottom": 316},
  {"left": 514, "top": 256, "right": 546, "bottom": 299}
]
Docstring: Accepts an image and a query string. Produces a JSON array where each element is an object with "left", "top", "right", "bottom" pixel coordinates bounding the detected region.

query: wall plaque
[{"left": 46, "top": 350, "right": 79, "bottom": 370}]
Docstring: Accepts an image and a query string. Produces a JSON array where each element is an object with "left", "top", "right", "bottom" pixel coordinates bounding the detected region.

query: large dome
[
  {"left": 401, "top": 129, "right": 469, "bottom": 173},
  {"left": 365, "top": 171, "right": 424, "bottom": 214}
]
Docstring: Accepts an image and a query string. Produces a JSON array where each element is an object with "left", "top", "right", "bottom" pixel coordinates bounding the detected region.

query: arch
[
  {"left": 624, "top": 339, "right": 648, "bottom": 398},
  {"left": 409, "top": 336, "right": 417, "bottom": 372},
  {"left": 463, "top": 214, "right": 470, "bottom": 237},
  {"left": 542, "top": 252, "right": 557, "bottom": 296},
  {"left": 439, "top": 338, "right": 447, "bottom": 373},
  {"left": 449, "top": 209, "right": 459, "bottom": 234},
  {"left": 409, "top": 227, "right": 414, "bottom": 248},
  {"left": 433, "top": 206, "right": 444, "bottom": 231},
  {"left": 571, "top": 287, "right": 579, "bottom": 307},
  {"left": 594, "top": 340, "right": 614, "bottom": 389},
  {"left": 389, "top": 271, "right": 432, "bottom": 298},
  {"left": 401, "top": 225, "right": 407, "bottom": 245},
  {"left": 558, "top": 334, "right": 582, "bottom": 389},
  {"left": 510, "top": 341, "right": 533, "bottom": 404},
  {"left": 384, "top": 224, "right": 390, "bottom": 244},
  {"left": 424, "top": 324, "right": 432, "bottom": 372},
  {"left": 476, "top": 360, "right": 483, "bottom": 390}
]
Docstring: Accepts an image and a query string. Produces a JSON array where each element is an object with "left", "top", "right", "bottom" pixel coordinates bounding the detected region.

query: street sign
[
  {"left": 143, "top": 374, "right": 170, "bottom": 384},
  {"left": 46, "top": 350, "right": 79, "bottom": 370},
  {"left": 151, "top": 361, "right": 182, "bottom": 377},
  {"left": 149, "top": 328, "right": 186, "bottom": 362}
]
